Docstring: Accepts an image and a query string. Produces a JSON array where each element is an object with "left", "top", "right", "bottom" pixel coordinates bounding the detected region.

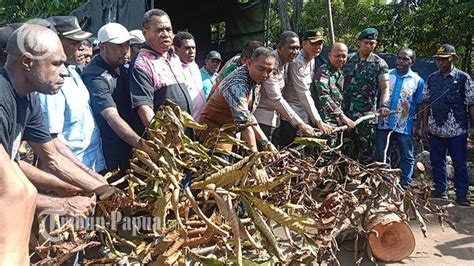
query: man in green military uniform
[
  {"left": 342, "top": 28, "right": 390, "bottom": 164},
  {"left": 314, "top": 42, "right": 355, "bottom": 128}
]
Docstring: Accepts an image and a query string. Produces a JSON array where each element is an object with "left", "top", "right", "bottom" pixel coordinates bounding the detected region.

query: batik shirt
[
  {"left": 218, "top": 65, "right": 260, "bottom": 127},
  {"left": 198, "top": 65, "right": 260, "bottom": 151},
  {"left": 423, "top": 67, "right": 473, "bottom": 138},
  {"left": 378, "top": 68, "right": 424, "bottom": 135},
  {"left": 130, "top": 45, "right": 193, "bottom": 134},
  {"left": 207, "top": 54, "right": 241, "bottom": 98},
  {"left": 342, "top": 52, "right": 389, "bottom": 118},
  {"left": 313, "top": 64, "right": 344, "bottom": 124},
  {"left": 215, "top": 54, "right": 241, "bottom": 85}
]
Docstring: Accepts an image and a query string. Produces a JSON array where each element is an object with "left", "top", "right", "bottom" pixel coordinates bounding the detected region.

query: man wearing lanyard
[{"left": 375, "top": 48, "right": 424, "bottom": 189}]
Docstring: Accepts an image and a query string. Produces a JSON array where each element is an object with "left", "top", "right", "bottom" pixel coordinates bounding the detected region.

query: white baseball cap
[
  {"left": 129, "top": 29, "right": 145, "bottom": 45},
  {"left": 97, "top": 23, "right": 131, "bottom": 44}
]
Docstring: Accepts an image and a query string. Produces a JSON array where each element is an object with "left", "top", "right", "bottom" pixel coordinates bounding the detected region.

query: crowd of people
[{"left": 0, "top": 8, "right": 472, "bottom": 263}]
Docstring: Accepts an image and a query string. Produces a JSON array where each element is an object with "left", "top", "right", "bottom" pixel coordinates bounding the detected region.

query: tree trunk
[
  {"left": 277, "top": 0, "right": 291, "bottom": 31},
  {"left": 461, "top": 33, "right": 472, "bottom": 74},
  {"left": 290, "top": 0, "right": 303, "bottom": 33}
]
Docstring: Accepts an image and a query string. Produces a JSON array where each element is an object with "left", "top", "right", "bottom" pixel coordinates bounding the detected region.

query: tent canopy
[{"left": 71, "top": 0, "right": 269, "bottom": 65}]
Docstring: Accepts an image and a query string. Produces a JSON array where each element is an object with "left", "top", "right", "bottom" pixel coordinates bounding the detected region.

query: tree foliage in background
[
  {"left": 0, "top": 0, "right": 87, "bottom": 26},
  {"left": 271, "top": 0, "right": 473, "bottom": 73}
]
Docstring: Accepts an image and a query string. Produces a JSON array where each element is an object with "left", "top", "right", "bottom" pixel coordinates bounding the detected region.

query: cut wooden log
[
  {"left": 415, "top": 162, "right": 425, "bottom": 173},
  {"left": 414, "top": 151, "right": 456, "bottom": 180},
  {"left": 366, "top": 213, "right": 415, "bottom": 263}
]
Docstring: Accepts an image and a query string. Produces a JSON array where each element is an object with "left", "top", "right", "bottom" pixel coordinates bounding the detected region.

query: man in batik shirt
[
  {"left": 198, "top": 47, "right": 277, "bottom": 155},
  {"left": 209, "top": 41, "right": 263, "bottom": 97},
  {"left": 421, "top": 44, "right": 473, "bottom": 206}
]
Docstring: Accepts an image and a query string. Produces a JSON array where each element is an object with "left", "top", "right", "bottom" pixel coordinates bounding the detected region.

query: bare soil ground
[
  {"left": 335, "top": 200, "right": 474, "bottom": 265},
  {"left": 334, "top": 138, "right": 474, "bottom": 265}
]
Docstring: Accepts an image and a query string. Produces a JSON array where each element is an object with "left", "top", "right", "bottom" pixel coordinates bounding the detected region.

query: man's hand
[
  {"left": 264, "top": 142, "right": 278, "bottom": 153},
  {"left": 99, "top": 186, "right": 132, "bottom": 207},
  {"left": 297, "top": 122, "right": 317, "bottom": 137},
  {"left": 60, "top": 195, "right": 96, "bottom": 218},
  {"left": 339, "top": 114, "right": 356, "bottom": 129},
  {"left": 377, "top": 107, "right": 390, "bottom": 117},
  {"left": 93, "top": 184, "right": 115, "bottom": 197},
  {"left": 263, "top": 141, "right": 280, "bottom": 161},
  {"left": 315, "top": 120, "right": 334, "bottom": 135}
]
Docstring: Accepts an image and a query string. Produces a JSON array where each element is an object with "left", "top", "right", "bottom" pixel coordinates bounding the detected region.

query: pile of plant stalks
[{"left": 31, "top": 103, "right": 454, "bottom": 265}]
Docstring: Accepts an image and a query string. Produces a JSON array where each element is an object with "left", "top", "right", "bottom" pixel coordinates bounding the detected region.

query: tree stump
[
  {"left": 366, "top": 213, "right": 415, "bottom": 262},
  {"left": 414, "top": 151, "right": 455, "bottom": 180}
]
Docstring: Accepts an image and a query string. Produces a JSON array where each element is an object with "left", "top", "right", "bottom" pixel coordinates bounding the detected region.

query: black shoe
[
  {"left": 455, "top": 197, "right": 470, "bottom": 206},
  {"left": 431, "top": 191, "right": 448, "bottom": 200}
]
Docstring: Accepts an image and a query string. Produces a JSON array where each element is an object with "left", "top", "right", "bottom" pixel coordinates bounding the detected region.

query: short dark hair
[
  {"left": 241, "top": 40, "right": 263, "bottom": 58},
  {"left": 398, "top": 48, "right": 416, "bottom": 61},
  {"left": 278, "top": 31, "right": 298, "bottom": 45},
  {"left": 251, "top": 47, "right": 275, "bottom": 61},
  {"left": 142, "top": 9, "right": 169, "bottom": 29},
  {"left": 173, "top": 31, "right": 194, "bottom": 48}
]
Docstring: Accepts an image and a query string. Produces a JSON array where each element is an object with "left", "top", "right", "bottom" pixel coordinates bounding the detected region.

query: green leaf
[
  {"left": 188, "top": 252, "right": 225, "bottom": 266},
  {"left": 294, "top": 137, "right": 327, "bottom": 147}
]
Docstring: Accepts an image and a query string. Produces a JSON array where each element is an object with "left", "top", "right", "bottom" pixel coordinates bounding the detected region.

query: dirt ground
[{"left": 335, "top": 197, "right": 474, "bottom": 265}]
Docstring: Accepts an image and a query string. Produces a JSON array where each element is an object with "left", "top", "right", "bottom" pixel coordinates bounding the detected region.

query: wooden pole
[{"left": 327, "top": 0, "right": 336, "bottom": 44}]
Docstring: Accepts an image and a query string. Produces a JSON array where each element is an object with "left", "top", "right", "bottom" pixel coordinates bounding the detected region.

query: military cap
[
  {"left": 358, "top": 27, "right": 378, "bottom": 40},
  {"left": 433, "top": 44, "right": 458, "bottom": 59},
  {"left": 303, "top": 29, "right": 324, "bottom": 43}
]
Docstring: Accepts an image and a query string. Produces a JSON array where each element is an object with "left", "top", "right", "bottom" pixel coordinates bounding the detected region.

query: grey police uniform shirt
[{"left": 283, "top": 49, "right": 322, "bottom": 125}]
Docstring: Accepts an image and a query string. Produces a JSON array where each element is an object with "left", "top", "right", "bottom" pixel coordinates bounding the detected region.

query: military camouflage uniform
[
  {"left": 313, "top": 64, "right": 344, "bottom": 125},
  {"left": 342, "top": 52, "right": 389, "bottom": 164}
]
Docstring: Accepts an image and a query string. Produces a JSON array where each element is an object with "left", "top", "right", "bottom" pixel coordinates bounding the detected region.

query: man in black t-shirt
[
  {"left": 82, "top": 22, "right": 144, "bottom": 173},
  {"left": 1, "top": 24, "right": 111, "bottom": 218}
]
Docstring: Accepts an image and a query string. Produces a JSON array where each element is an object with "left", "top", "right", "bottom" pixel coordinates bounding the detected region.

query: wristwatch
[{"left": 261, "top": 139, "right": 270, "bottom": 147}]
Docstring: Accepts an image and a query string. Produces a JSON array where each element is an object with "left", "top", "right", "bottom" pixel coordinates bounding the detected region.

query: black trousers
[
  {"left": 277, "top": 120, "right": 298, "bottom": 149},
  {"left": 258, "top": 123, "right": 275, "bottom": 140},
  {"left": 257, "top": 123, "right": 275, "bottom": 150}
]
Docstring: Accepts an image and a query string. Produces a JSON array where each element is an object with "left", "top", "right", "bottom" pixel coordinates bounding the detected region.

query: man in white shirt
[{"left": 173, "top": 31, "right": 206, "bottom": 120}]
